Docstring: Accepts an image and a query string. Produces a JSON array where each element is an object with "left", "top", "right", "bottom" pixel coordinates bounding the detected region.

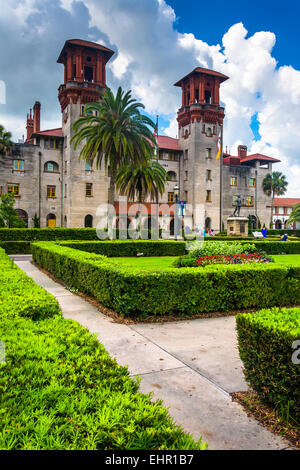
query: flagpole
[{"left": 219, "top": 123, "right": 223, "bottom": 233}]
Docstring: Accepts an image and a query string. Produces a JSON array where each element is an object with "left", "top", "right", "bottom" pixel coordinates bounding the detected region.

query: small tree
[
  {"left": 32, "top": 213, "right": 40, "bottom": 228},
  {"left": 0, "top": 125, "right": 13, "bottom": 156},
  {"left": 0, "top": 193, "right": 26, "bottom": 228},
  {"left": 287, "top": 203, "right": 300, "bottom": 228},
  {"left": 262, "top": 171, "right": 288, "bottom": 228}
]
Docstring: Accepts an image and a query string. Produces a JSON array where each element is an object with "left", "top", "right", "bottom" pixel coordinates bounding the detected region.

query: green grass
[{"left": 110, "top": 254, "right": 300, "bottom": 270}]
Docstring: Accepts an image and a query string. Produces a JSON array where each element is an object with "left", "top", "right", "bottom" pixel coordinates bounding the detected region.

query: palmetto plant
[
  {"left": 0, "top": 125, "right": 13, "bottom": 155},
  {"left": 287, "top": 203, "right": 300, "bottom": 226},
  {"left": 71, "top": 87, "right": 156, "bottom": 207},
  {"left": 116, "top": 160, "right": 168, "bottom": 233},
  {"left": 262, "top": 171, "right": 288, "bottom": 227},
  {"left": 116, "top": 160, "right": 167, "bottom": 203}
]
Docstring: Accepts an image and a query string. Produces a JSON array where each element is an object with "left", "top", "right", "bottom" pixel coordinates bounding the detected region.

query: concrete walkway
[{"left": 14, "top": 255, "right": 293, "bottom": 450}]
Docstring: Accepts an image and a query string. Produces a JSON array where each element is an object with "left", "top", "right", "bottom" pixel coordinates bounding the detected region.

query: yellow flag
[{"left": 216, "top": 131, "right": 221, "bottom": 160}]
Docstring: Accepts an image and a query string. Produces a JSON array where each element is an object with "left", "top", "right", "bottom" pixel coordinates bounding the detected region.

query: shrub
[
  {"left": 236, "top": 307, "right": 300, "bottom": 423},
  {"left": 0, "top": 248, "right": 59, "bottom": 320},
  {"left": 0, "top": 241, "right": 31, "bottom": 254},
  {"left": 32, "top": 242, "right": 300, "bottom": 318},
  {"left": 174, "top": 241, "right": 259, "bottom": 268},
  {"left": 0, "top": 247, "right": 206, "bottom": 450},
  {"left": 59, "top": 240, "right": 186, "bottom": 257},
  {"left": 194, "top": 253, "right": 273, "bottom": 268}
]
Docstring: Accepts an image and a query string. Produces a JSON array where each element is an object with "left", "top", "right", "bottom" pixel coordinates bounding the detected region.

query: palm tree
[
  {"left": 262, "top": 171, "right": 288, "bottom": 228},
  {"left": 0, "top": 125, "right": 13, "bottom": 155},
  {"left": 287, "top": 203, "right": 300, "bottom": 228},
  {"left": 71, "top": 87, "right": 156, "bottom": 207},
  {"left": 116, "top": 160, "right": 167, "bottom": 235}
]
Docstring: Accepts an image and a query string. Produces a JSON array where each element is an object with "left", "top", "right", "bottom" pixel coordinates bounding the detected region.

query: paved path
[{"left": 14, "top": 255, "right": 293, "bottom": 450}]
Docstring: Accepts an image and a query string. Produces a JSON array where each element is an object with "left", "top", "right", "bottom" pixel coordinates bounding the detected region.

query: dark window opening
[
  {"left": 195, "top": 89, "right": 199, "bottom": 102},
  {"left": 73, "top": 64, "right": 76, "bottom": 79},
  {"left": 84, "top": 214, "right": 93, "bottom": 228},
  {"left": 84, "top": 66, "right": 93, "bottom": 82},
  {"left": 205, "top": 90, "right": 211, "bottom": 104}
]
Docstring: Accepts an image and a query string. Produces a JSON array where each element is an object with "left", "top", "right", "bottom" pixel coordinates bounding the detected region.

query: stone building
[
  {"left": 272, "top": 198, "right": 300, "bottom": 229},
  {"left": 0, "top": 38, "right": 281, "bottom": 231}
]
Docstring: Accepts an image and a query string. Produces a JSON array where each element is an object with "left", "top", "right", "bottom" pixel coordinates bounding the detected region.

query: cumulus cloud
[{"left": 0, "top": 0, "right": 299, "bottom": 196}]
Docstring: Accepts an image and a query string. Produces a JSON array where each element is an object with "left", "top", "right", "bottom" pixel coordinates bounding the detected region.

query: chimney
[
  {"left": 238, "top": 145, "right": 247, "bottom": 158},
  {"left": 33, "top": 101, "right": 41, "bottom": 133},
  {"left": 26, "top": 108, "right": 34, "bottom": 141}
]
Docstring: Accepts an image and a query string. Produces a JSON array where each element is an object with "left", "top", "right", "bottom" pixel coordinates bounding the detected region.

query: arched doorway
[
  {"left": 275, "top": 219, "right": 282, "bottom": 229},
  {"left": 16, "top": 209, "right": 28, "bottom": 228},
  {"left": 205, "top": 217, "right": 211, "bottom": 231},
  {"left": 250, "top": 215, "right": 257, "bottom": 230},
  {"left": 84, "top": 214, "right": 93, "bottom": 228},
  {"left": 47, "top": 213, "right": 56, "bottom": 228},
  {"left": 170, "top": 218, "right": 174, "bottom": 236}
]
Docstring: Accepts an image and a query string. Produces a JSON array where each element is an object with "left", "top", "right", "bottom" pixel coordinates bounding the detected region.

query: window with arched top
[
  {"left": 167, "top": 171, "right": 177, "bottom": 182},
  {"left": 206, "top": 128, "right": 212, "bottom": 137},
  {"left": 44, "top": 161, "right": 59, "bottom": 172},
  {"left": 84, "top": 214, "right": 93, "bottom": 228}
]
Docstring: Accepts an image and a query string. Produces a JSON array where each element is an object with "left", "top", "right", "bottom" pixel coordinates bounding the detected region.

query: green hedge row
[
  {"left": 236, "top": 307, "right": 300, "bottom": 423},
  {"left": 32, "top": 242, "right": 300, "bottom": 318},
  {"left": 0, "top": 248, "right": 59, "bottom": 321},
  {"left": 0, "top": 228, "right": 162, "bottom": 242},
  {"left": 59, "top": 240, "right": 187, "bottom": 257},
  {"left": 0, "top": 247, "right": 205, "bottom": 450},
  {"left": 0, "top": 241, "right": 32, "bottom": 254},
  {"left": 0, "top": 228, "right": 99, "bottom": 241}
]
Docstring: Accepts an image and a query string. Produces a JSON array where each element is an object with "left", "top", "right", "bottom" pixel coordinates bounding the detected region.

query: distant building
[
  {"left": 272, "top": 198, "right": 300, "bottom": 229},
  {"left": 0, "top": 38, "right": 281, "bottom": 231}
]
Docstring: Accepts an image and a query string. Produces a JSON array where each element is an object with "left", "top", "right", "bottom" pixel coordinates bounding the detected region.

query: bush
[
  {"left": 174, "top": 241, "right": 259, "bottom": 268},
  {"left": 32, "top": 242, "right": 300, "bottom": 318},
  {"left": 236, "top": 307, "right": 300, "bottom": 423},
  {"left": 0, "top": 228, "right": 162, "bottom": 242},
  {"left": 59, "top": 240, "right": 186, "bottom": 257},
  {"left": 0, "top": 248, "right": 59, "bottom": 320},
  {"left": 0, "top": 241, "right": 31, "bottom": 254},
  {"left": 0, "top": 247, "right": 206, "bottom": 450}
]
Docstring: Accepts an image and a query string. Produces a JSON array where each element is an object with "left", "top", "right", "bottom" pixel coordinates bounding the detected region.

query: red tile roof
[
  {"left": 158, "top": 135, "right": 181, "bottom": 151},
  {"left": 274, "top": 198, "right": 300, "bottom": 207},
  {"left": 240, "top": 153, "right": 281, "bottom": 163},
  {"left": 57, "top": 39, "right": 114, "bottom": 63},
  {"left": 174, "top": 67, "right": 229, "bottom": 87},
  {"left": 32, "top": 128, "right": 63, "bottom": 138},
  {"left": 223, "top": 156, "right": 241, "bottom": 165}
]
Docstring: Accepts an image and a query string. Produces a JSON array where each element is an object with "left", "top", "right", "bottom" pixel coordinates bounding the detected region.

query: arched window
[
  {"left": 205, "top": 217, "right": 212, "bottom": 230},
  {"left": 44, "top": 161, "right": 59, "bottom": 172},
  {"left": 206, "top": 128, "right": 212, "bottom": 137},
  {"left": 16, "top": 209, "right": 28, "bottom": 228},
  {"left": 167, "top": 171, "right": 177, "bottom": 182},
  {"left": 84, "top": 214, "right": 93, "bottom": 228},
  {"left": 47, "top": 213, "right": 56, "bottom": 228}
]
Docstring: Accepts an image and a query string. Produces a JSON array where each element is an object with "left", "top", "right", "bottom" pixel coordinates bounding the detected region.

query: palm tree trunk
[
  {"left": 270, "top": 189, "right": 274, "bottom": 229},
  {"left": 107, "top": 161, "right": 117, "bottom": 238}
]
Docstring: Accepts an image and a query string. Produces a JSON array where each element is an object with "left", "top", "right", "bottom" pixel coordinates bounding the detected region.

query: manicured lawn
[{"left": 111, "top": 254, "right": 300, "bottom": 270}]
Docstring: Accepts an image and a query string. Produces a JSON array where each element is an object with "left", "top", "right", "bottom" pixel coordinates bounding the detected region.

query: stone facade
[{"left": 0, "top": 39, "right": 280, "bottom": 230}]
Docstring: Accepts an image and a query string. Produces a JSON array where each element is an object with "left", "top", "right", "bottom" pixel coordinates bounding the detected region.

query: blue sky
[
  {"left": 0, "top": 0, "right": 299, "bottom": 195},
  {"left": 169, "top": 0, "right": 300, "bottom": 69}
]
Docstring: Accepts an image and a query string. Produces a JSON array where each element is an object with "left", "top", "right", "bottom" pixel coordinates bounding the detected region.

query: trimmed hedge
[
  {"left": 0, "top": 228, "right": 100, "bottom": 241},
  {"left": 32, "top": 242, "right": 300, "bottom": 318},
  {"left": 0, "top": 241, "right": 32, "bottom": 254},
  {"left": 236, "top": 307, "right": 300, "bottom": 423},
  {"left": 0, "top": 247, "right": 206, "bottom": 450},
  {"left": 0, "top": 316, "right": 206, "bottom": 450},
  {"left": 0, "top": 248, "right": 59, "bottom": 320},
  {"left": 59, "top": 240, "right": 187, "bottom": 257}
]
